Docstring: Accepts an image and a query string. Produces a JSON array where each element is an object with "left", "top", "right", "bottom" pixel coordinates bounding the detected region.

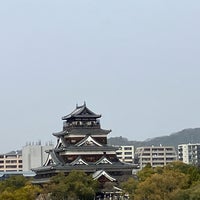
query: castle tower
[{"left": 33, "top": 103, "right": 133, "bottom": 183}]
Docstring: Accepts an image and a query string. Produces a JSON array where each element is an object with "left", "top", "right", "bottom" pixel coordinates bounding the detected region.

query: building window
[
  {"left": 125, "top": 157, "right": 132, "bottom": 159},
  {"left": 166, "top": 153, "right": 174, "bottom": 156},
  {"left": 125, "top": 152, "right": 132, "bottom": 155},
  {"left": 6, "top": 155, "right": 17, "bottom": 159},
  {"left": 6, "top": 165, "right": 17, "bottom": 168},
  {"left": 124, "top": 147, "right": 132, "bottom": 150},
  {"left": 166, "top": 148, "right": 173, "bottom": 151},
  {"left": 143, "top": 153, "right": 150, "bottom": 156}
]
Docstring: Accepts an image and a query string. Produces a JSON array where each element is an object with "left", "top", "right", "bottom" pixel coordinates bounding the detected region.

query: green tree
[
  {"left": 14, "top": 184, "right": 42, "bottom": 200},
  {"left": 121, "top": 177, "right": 138, "bottom": 199},
  {"left": 0, "top": 175, "right": 27, "bottom": 192},
  {"left": 134, "top": 170, "right": 189, "bottom": 200},
  {"left": 120, "top": 162, "right": 200, "bottom": 200},
  {"left": 168, "top": 181, "right": 200, "bottom": 200},
  {"left": 165, "top": 161, "right": 200, "bottom": 183},
  {"left": 137, "top": 163, "right": 155, "bottom": 182},
  {"left": 0, "top": 176, "right": 41, "bottom": 200},
  {"left": 50, "top": 170, "right": 98, "bottom": 200},
  {"left": 0, "top": 190, "right": 15, "bottom": 200},
  {"left": 188, "top": 182, "right": 200, "bottom": 200}
]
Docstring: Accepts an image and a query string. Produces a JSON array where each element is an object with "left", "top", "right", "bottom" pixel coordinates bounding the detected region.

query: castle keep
[{"left": 33, "top": 103, "right": 133, "bottom": 183}]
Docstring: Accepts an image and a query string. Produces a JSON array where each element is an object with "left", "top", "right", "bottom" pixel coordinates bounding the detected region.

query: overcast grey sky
[{"left": 0, "top": 1, "right": 200, "bottom": 152}]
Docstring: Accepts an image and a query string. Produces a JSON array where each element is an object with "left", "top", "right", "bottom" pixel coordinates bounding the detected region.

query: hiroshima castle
[{"left": 33, "top": 103, "right": 134, "bottom": 184}]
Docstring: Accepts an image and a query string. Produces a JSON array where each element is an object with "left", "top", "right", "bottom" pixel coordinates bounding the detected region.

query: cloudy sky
[{"left": 0, "top": 0, "right": 200, "bottom": 152}]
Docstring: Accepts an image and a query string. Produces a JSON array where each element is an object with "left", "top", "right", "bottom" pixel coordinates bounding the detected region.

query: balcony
[{"left": 63, "top": 121, "right": 101, "bottom": 130}]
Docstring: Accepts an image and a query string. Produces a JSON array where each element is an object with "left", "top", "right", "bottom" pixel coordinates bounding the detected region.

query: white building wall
[
  {"left": 182, "top": 144, "right": 189, "bottom": 164},
  {"left": 116, "top": 145, "right": 134, "bottom": 163},
  {"left": 22, "top": 143, "right": 54, "bottom": 171},
  {"left": 135, "top": 146, "right": 177, "bottom": 169},
  {"left": 178, "top": 143, "right": 200, "bottom": 165}
]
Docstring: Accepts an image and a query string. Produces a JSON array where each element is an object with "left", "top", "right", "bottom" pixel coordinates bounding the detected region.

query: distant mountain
[{"left": 108, "top": 128, "right": 200, "bottom": 149}]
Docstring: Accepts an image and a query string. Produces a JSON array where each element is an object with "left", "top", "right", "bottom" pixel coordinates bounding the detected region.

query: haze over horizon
[{"left": 0, "top": 1, "right": 200, "bottom": 153}]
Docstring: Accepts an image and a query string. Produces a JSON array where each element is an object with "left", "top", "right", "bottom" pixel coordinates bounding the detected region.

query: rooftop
[{"left": 62, "top": 102, "right": 101, "bottom": 120}]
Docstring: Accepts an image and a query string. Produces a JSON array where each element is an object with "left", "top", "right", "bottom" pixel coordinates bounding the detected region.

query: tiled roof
[
  {"left": 55, "top": 145, "right": 117, "bottom": 152},
  {"left": 95, "top": 156, "right": 113, "bottom": 165},
  {"left": 92, "top": 170, "right": 116, "bottom": 181},
  {"left": 53, "top": 128, "right": 111, "bottom": 137},
  {"left": 75, "top": 135, "right": 102, "bottom": 147},
  {"left": 33, "top": 157, "right": 134, "bottom": 173},
  {"left": 70, "top": 156, "right": 88, "bottom": 166},
  {"left": 62, "top": 103, "right": 101, "bottom": 120}
]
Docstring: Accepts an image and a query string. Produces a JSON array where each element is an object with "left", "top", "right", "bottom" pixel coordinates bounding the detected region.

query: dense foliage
[
  {"left": 0, "top": 171, "right": 98, "bottom": 200},
  {"left": 1, "top": 164, "right": 200, "bottom": 200},
  {"left": 0, "top": 176, "right": 41, "bottom": 200},
  {"left": 121, "top": 161, "right": 200, "bottom": 200},
  {"left": 48, "top": 170, "right": 98, "bottom": 200}
]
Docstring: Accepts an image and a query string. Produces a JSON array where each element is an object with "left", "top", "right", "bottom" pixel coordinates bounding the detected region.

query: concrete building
[
  {"left": 0, "top": 150, "right": 22, "bottom": 172},
  {"left": 116, "top": 146, "right": 134, "bottom": 163},
  {"left": 135, "top": 146, "right": 177, "bottom": 169},
  {"left": 22, "top": 141, "right": 54, "bottom": 171},
  {"left": 178, "top": 143, "right": 200, "bottom": 165}
]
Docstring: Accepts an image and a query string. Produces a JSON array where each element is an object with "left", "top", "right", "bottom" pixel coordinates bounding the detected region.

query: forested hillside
[{"left": 108, "top": 128, "right": 200, "bottom": 149}]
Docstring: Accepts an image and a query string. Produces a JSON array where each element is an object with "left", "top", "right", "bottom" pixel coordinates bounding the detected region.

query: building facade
[
  {"left": 116, "top": 146, "right": 134, "bottom": 163},
  {"left": 135, "top": 146, "right": 177, "bottom": 169},
  {"left": 0, "top": 150, "right": 22, "bottom": 172},
  {"left": 178, "top": 143, "right": 200, "bottom": 165},
  {"left": 22, "top": 142, "right": 54, "bottom": 172},
  {"left": 33, "top": 103, "right": 134, "bottom": 184}
]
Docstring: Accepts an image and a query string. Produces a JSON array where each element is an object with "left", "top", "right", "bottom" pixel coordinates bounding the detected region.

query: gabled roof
[
  {"left": 92, "top": 170, "right": 116, "bottom": 182},
  {"left": 55, "top": 137, "right": 67, "bottom": 149},
  {"left": 43, "top": 153, "right": 56, "bottom": 166},
  {"left": 62, "top": 103, "right": 101, "bottom": 120},
  {"left": 75, "top": 135, "right": 102, "bottom": 147},
  {"left": 70, "top": 156, "right": 88, "bottom": 166},
  {"left": 95, "top": 156, "right": 113, "bottom": 165},
  {"left": 43, "top": 150, "right": 63, "bottom": 166}
]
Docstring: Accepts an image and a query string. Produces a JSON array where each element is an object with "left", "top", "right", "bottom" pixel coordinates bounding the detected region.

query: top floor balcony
[{"left": 63, "top": 120, "right": 101, "bottom": 130}]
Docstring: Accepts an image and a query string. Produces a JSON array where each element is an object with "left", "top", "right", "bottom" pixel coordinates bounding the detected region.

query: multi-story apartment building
[
  {"left": 178, "top": 143, "right": 200, "bottom": 165},
  {"left": 116, "top": 146, "right": 134, "bottom": 163},
  {"left": 0, "top": 150, "right": 22, "bottom": 172},
  {"left": 135, "top": 146, "right": 177, "bottom": 169}
]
